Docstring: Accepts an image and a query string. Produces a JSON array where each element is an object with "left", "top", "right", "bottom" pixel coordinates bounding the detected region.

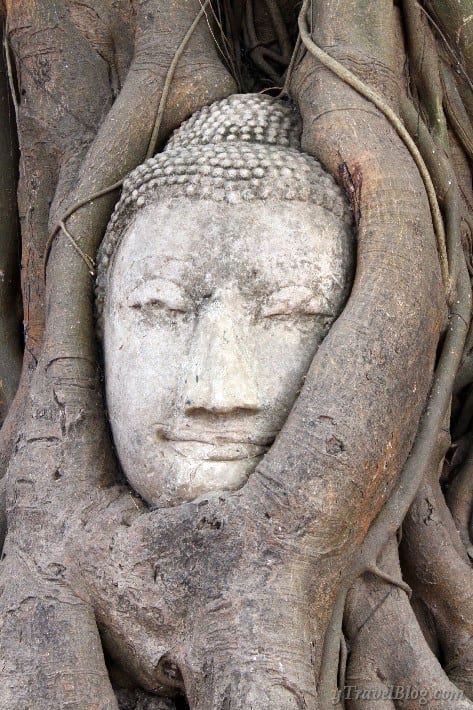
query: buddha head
[{"left": 96, "top": 94, "right": 354, "bottom": 508}]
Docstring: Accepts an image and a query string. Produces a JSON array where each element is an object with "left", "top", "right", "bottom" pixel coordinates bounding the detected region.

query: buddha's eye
[
  {"left": 261, "top": 286, "right": 335, "bottom": 319},
  {"left": 127, "top": 279, "right": 190, "bottom": 316},
  {"left": 132, "top": 299, "right": 187, "bottom": 315}
]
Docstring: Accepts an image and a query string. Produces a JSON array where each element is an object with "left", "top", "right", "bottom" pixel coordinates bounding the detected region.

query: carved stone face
[{"left": 104, "top": 198, "right": 352, "bottom": 507}]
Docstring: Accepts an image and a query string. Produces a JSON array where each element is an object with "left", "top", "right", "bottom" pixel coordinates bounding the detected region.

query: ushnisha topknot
[
  {"left": 95, "top": 93, "right": 351, "bottom": 336},
  {"left": 164, "top": 92, "right": 302, "bottom": 150}
]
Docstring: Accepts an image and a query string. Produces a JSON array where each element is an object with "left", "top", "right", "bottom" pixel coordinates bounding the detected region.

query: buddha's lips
[
  {"left": 155, "top": 425, "right": 275, "bottom": 460},
  {"left": 166, "top": 440, "right": 268, "bottom": 461}
]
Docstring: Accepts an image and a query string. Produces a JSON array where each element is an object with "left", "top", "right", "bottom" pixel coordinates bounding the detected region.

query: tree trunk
[{"left": 0, "top": 1, "right": 472, "bottom": 708}]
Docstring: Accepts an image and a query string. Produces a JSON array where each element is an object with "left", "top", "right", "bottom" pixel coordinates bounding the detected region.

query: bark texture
[{"left": 0, "top": 1, "right": 472, "bottom": 709}]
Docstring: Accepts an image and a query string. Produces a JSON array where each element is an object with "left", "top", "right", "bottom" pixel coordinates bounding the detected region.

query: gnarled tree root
[
  {"left": 344, "top": 539, "right": 473, "bottom": 709},
  {"left": 0, "top": 1, "right": 471, "bottom": 707},
  {"left": 401, "top": 477, "right": 473, "bottom": 699}
]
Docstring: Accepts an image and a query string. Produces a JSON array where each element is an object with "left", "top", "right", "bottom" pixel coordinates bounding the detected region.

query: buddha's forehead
[{"left": 112, "top": 198, "right": 347, "bottom": 294}]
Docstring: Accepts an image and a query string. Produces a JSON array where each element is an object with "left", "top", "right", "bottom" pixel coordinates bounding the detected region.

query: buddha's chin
[{"left": 125, "top": 454, "right": 264, "bottom": 508}]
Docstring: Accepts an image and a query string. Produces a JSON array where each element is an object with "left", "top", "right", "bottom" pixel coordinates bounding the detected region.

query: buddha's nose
[{"left": 181, "top": 297, "right": 260, "bottom": 415}]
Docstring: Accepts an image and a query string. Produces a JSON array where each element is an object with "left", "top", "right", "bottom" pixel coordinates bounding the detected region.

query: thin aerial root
[
  {"left": 400, "top": 96, "right": 462, "bottom": 297},
  {"left": 3, "top": 32, "right": 19, "bottom": 127},
  {"left": 57, "top": 222, "right": 96, "bottom": 276},
  {"left": 445, "top": 455, "right": 473, "bottom": 553},
  {"left": 222, "top": 0, "right": 243, "bottom": 90},
  {"left": 146, "top": 0, "right": 212, "bottom": 159},
  {"left": 298, "top": 0, "right": 450, "bottom": 299},
  {"left": 201, "top": 1, "right": 237, "bottom": 80},
  {"left": 416, "top": 1, "right": 473, "bottom": 93},
  {"left": 338, "top": 632, "right": 348, "bottom": 693},
  {"left": 403, "top": 0, "right": 449, "bottom": 150},
  {"left": 366, "top": 564, "right": 413, "bottom": 597},
  {"left": 441, "top": 66, "right": 473, "bottom": 162},
  {"left": 44, "top": 178, "right": 124, "bottom": 280},
  {"left": 281, "top": 34, "right": 302, "bottom": 97},
  {"left": 263, "top": 0, "right": 292, "bottom": 62}
]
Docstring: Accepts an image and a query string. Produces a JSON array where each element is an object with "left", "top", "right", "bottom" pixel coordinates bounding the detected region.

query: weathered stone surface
[{"left": 97, "top": 94, "right": 354, "bottom": 506}]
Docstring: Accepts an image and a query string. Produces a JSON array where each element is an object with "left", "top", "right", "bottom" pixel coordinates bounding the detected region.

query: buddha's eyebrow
[
  {"left": 127, "top": 257, "right": 192, "bottom": 283},
  {"left": 265, "top": 281, "right": 341, "bottom": 308},
  {"left": 127, "top": 276, "right": 189, "bottom": 293},
  {"left": 129, "top": 254, "right": 192, "bottom": 269}
]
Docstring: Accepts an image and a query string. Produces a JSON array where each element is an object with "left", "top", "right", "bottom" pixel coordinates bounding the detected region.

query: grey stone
[{"left": 96, "top": 94, "right": 354, "bottom": 507}]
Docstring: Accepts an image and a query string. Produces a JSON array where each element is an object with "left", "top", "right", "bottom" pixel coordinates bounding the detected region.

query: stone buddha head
[{"left": 96, "top": 94, "right": 354, "bottom": 507}]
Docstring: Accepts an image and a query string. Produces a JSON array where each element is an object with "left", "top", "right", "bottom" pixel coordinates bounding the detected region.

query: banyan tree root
[
  {"left": 0, "top": 1, "right": 471, "bottom": 708},
  {"left": 343, "top": 538, "right": 473, "bottom": 710},
  {"left": 0, "top": 0, "right": 131, "bottom": 483},
  {"left": 423, "top": 0, "right": 473, "bottom": 93},
  {"left": 401, "top": 476, "right": 473, "bottom": 699},
  {"left": 445, "top": 454, "right": 473, "bottom": 554}
]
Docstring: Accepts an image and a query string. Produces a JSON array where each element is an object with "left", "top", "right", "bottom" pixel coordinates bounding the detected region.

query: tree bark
[{"left": 0, "top": 1, "right": 472, "bottom": 708}]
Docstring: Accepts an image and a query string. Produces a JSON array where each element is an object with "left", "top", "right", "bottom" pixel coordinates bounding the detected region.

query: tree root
[
  {"left": 1, "top": 1, "right": 472, "bottom": 707},
  {"left": 441, "top": 66, "right": 473, "bottom": 163},
  {"left": 318, "top": 253, "right": 470, "bottom": 706},
  {"left": 401, "top": 475, "right": 473, "bottom": 698},
  {"left": 423, "top": 1, "right": 473, "bottom": 92},
  {"left": 298, "top": 0, "right": 451, "bottom": 298},
  {"left": 241, "top": 0, "right": 292, "bottom": 87},
  {"left": 403, "top": 0, "right": 449, "bottom": 150},
  {"left": 146, "top": 0, "right": 212, "bottom": 159},
  {"left": 445, "top": 454, "right": 473, "bottom": 554},
  {"left": 345, "top": 539, "right": 473, "bottom": 709},
  {"left": 293, "top": 0, "right": 470, "bottom": 703}
]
